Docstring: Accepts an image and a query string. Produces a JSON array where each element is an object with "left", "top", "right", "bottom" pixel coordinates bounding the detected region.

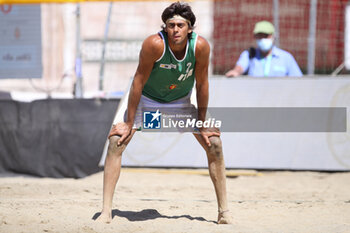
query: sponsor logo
[{"left": 160, "top": 64, "right": 177, "bottom": 69}]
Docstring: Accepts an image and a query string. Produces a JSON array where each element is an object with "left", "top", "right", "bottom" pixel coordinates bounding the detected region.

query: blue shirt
[{"left": 236, "top": 46, "right": 303, "bottom": 77}]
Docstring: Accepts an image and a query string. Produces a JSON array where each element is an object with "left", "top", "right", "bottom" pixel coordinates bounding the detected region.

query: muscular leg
[
  {"left": 96, "top": 130, "right": 136, "bottom": 223},
  {"left": 193, "top": 133, "right": 232, "bottom": 224}
]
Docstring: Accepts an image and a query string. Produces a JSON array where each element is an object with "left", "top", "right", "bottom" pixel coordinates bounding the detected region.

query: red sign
[{"left": 0, "top": 5, "right": 12, "bottom": 14}]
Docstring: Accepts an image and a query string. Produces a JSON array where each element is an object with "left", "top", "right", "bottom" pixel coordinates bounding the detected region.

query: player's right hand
[{"left": 108, "top": 122, "right": 132, "bottom": 146}]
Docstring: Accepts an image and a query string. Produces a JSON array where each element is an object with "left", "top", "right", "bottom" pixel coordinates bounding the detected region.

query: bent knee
[
  {"left": 209, "top": 136, "right": 222, "bottom": 148},
  {"left": 208, "top": 136, "right": 223, "bottom": 155},
  {"left": 109, "top": 135, "right": 121, "bottom": 145},
  {"left": 108, "top": 135, "right": 122, "bottom": 151}
]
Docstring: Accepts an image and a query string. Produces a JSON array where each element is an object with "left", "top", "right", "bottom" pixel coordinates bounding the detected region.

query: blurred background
[
  {"left": 1, "top": 1, "right": 213, "bottom": 97},
  {"left": 0, "top": 0, "right": 349, "bottom": 178},
  {"left": 0, "top": 0, "right": 348, "bottom": 97}
]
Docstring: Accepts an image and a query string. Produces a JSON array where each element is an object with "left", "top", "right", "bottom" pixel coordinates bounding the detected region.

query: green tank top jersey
[{"left": 142, "top": 30, "right": 198, "bottom": 103}]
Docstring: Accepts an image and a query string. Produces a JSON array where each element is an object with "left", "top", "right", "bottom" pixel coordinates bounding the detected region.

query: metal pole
[
  {"left": 74, "top": 3, "right": 83, "bottom": 98},
  {"left": 99, "top": 2, "right": 113, "bottom": 92},
  {"left": 273, "top": 0, "right": 280, "bottom": 47},
  {"left": 307, "top": 0, "right": 317, "bottom": 75},
  {"left": 331, "top": 62, "right": 345, "bottom": 76},
  {"left": 345, "top": 3, "right": 350, "bottom": 70}
]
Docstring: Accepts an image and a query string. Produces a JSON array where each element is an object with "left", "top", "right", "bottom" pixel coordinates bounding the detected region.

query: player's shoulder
[
  {"left": 195, "top": 35, "right": 210, "bottom": 56},
  {"left": 143, "top": 33, "right": 164, "bottom": 49},
  {"left": 195, "top": 35, "right": 210, "bottom": 50},
  {"left": 141, "top": 33, "right": 164, "bottom": 56}
]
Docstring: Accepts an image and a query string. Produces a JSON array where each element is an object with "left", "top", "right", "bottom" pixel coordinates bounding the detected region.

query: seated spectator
[{"left": 225, "top": 21, "right": 302, "bottom": 77}]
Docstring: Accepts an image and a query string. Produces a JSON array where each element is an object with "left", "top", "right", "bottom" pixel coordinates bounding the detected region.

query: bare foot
[
  {"left": 217, "top": 210, "right": 232, "bottom": 224},
  {"left": 96, "top": 211, "right": 112, "bottom": 223}
]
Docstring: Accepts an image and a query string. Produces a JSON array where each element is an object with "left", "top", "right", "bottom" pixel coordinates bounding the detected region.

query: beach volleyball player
[{"left": 96, "top": 2, "right": 232, "bottom": 224}]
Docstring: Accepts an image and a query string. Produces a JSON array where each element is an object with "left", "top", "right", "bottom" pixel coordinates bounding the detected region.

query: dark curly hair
[{"left": 161, "top": 2, "right": 196, "bottom": 38}]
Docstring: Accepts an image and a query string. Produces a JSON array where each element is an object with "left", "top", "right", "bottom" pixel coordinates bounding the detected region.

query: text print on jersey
[{"left": 178, "top": 62, "right": 193, "bottom": 81}]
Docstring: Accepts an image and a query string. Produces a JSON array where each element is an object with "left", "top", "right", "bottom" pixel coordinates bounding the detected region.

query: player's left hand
[{"left": 199, "top": 127, "right": 221, "bottom": 147}]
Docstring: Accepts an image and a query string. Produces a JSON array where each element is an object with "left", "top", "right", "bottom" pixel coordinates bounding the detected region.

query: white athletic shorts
[{"left": 124, "top": 92, "right": 197, "bottom": 131}]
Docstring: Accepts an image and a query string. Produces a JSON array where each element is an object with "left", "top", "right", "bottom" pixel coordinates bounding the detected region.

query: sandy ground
[{"left": 0, "top": 169, "right": 350, "bottom": 233}]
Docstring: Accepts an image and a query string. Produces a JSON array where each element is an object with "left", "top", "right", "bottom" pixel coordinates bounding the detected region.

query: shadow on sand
[{"left": 92, "top": 209, "right": 216, "bottom": 223}]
